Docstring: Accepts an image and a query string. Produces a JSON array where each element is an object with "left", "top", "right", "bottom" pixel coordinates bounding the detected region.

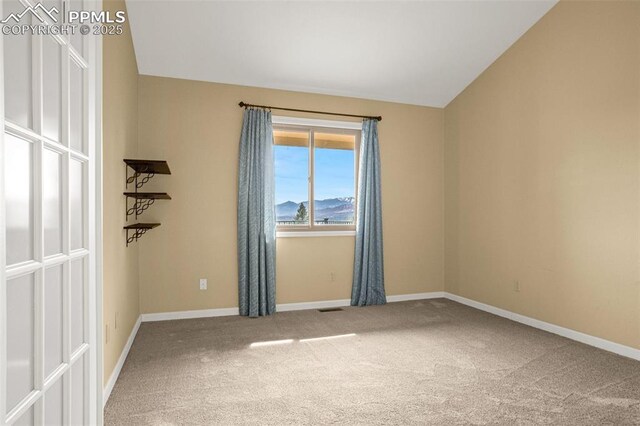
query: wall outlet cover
[{"left": 199, "top": 278, "right": 208, "bottom": 290}]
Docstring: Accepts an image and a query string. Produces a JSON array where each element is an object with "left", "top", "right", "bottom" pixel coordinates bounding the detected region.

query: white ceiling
[{"left": 125, "top": 1, "right": 557, "bottom": 108}]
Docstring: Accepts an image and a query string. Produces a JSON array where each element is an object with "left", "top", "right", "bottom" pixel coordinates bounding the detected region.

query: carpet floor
[{"left": 104, "top": 299, "right": 640, "bottom": 425}]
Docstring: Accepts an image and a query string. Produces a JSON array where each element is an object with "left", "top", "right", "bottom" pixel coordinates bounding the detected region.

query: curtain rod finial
[{"left": 239, "top": 101, "right": 246, "bottom": 108}]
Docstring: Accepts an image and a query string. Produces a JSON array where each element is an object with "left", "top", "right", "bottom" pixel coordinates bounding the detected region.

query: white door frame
[
  {"left": 90, "top": 2, "right": 104, "bottom": 422},
  {"left": 0, "top": 0, "right": 103, "bottom": 423},
  {"left": 0, "top": 0, "right": 7, "bottom": 424}
]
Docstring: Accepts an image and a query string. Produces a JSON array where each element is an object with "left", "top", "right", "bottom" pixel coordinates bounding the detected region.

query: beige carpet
[{"left": 104, "top": 299, "right": 640, "bottom": 425}]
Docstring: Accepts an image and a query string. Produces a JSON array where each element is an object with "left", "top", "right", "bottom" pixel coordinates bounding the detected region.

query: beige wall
[
  {"left": 103, "top": 1, "right": 640, "bottom": 379},
  {"left": 136, "top": 76, "right": 444, "bottom": 313},
  {"left": 444, "top": 1, "right": 640, "bottom": 349},
  {"left": 102, "top": 0, "right": 140, "bottom": 384}
]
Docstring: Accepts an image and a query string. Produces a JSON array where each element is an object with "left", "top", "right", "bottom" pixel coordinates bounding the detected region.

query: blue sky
[{"left": 274, "top": 146, "right": 354, "bottom": 204}]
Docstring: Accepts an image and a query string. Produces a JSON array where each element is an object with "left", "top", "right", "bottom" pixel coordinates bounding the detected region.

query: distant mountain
[
  {"left": 276, "top": 197, "right": 354, "bottom": 221},
  {"left": 315, "top": 197, "right": 354, "bottom": 210},
  {"left": 275, "top": 201, "right": 299, "bottom": 217}
]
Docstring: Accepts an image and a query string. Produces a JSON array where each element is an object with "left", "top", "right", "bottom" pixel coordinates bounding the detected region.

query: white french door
[{"left": 1, "top": 0, "right": 101, "bottom": 425}]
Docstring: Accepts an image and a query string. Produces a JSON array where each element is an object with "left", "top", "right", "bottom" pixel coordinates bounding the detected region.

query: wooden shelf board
[
  {"left": 123, "top": 223, "right": 161, "bottom": 230},
  {"left": 123, "top": 192, "right": 171, "bottom": 200},
  {"left": 124, "top": 159, "right": 171, "bottom": 175}
]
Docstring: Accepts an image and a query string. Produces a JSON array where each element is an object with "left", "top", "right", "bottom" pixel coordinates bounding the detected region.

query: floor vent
[{"left": 318, "top": 307, "right": 344, "bottom": 313}]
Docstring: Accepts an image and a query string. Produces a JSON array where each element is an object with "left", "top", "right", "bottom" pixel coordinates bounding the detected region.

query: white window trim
[
  {"left": 276, "top": 230, "right": 356, "bottom": 238},
  {"left": 272, "top": 115, "right": 362, "bottom": 130},
  {"left": 273, "top": 119, "right": 360, "bottom": 234}
]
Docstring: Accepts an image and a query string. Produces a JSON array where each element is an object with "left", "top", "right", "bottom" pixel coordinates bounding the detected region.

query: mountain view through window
[{"left": 274, "top": 127, "right": 357, "bottom": 227}]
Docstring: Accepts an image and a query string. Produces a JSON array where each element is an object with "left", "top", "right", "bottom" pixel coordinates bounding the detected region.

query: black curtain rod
[{"left": 238, "top": 101, "right": 382, "bottom": 122}]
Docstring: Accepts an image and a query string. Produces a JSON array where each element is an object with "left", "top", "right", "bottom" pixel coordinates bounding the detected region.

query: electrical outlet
[
  {"left": 199, "top": 278, "right": 208, "bottom": 290},
  {"left": 330, "top": 272, "right": 336, "bottom": 282},
  {"left": 514, "top": 280, "right": 521, "bottom": 292}
]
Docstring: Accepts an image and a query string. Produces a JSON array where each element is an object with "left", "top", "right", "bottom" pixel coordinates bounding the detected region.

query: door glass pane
[
  {"left": 13, "top": 405, "right": 34, "bottom": 426},
  {"left": 43, "top": 36, "right": 62, "bottom": 141},
  {"left": 313, "top": 132, "right": 356, "bottom": 225},
  {"left": 274, "top": 129, "right": 309, "bottom": 226},
  {"left": 3, "top": 0, "right": 32, "bottom": 128},
  {"left": 69, "top": 0, "right": 84, "bottom": 54},
  {"left": 44, "top": 148, "right": 63, "bottom": 256},
  {"left": 5, "top": 134, "right": 34, "bottom": 265},
  {"left": 70, "top": 159, "right": 85, "bottom": 249},
  {"left": 69, "top": 61, "right": 85, "bottom": 153},
  {"left": 70, "top": 258, "right": 85, "bottom": 351},
  {"left": 70, "top": 355, "right": 86, "bottom": 425},
  {"left": 7, "top": 274, "right": 34, "bottom": 411},
  {"left": 44, "top": 379, "right": 63, "bottom": 426},
  {"left": 42, "top": 0, "right": 62, "bottom": 20},
  {"left": 44, "top": 265, "right": 64, "bottom": 378}
]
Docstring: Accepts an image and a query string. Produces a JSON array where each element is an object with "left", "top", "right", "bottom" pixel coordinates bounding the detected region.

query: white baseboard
[
  {"left": 276, "top": 298, "right": 351, "bottom": 312},
  {"left": 138, "top": 300, "right": 350, "bottom": 320},
  {"left": 387, "top": 291, "right": 445, "bottom": 302},
  {"left": 444, "top": 292, "right": 640, "bottom": 361},
  {"left": 140, "top": 307, "right": 240, "bottom": 322},
  {"left": 103, "top": 315, "right": 141, "bottom": 407},
  {"left": 139, "top": 292, "right": 447, "bottom": 320},
  {"left": 275, "top": 292, "right": 446, "bottom": 311}
]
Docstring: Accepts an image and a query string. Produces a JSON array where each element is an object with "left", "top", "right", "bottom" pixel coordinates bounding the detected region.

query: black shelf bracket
[
  {"left": 126, "top": 170, "right": 155, "bottom": 189},
  {"left": 123, "top": 192, "right": 171, "bottom": 220},
  {"left": 126, "top": 227, "right": 149, "bottom": 246},
  {"left": 126, "top": 198, "right": 155, "bottom": 218},
  {"left": 124, "top": 224, "right": 160, "bottom": 247}
]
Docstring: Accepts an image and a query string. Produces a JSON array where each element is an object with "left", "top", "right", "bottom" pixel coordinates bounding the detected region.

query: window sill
[{"left": 276, "top": 230, "right": 356, "bottom": 238}]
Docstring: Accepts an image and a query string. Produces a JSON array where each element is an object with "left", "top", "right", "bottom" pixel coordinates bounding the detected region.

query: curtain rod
[{"left": 238, "top": 101, "right": 382, "bottom": 122}]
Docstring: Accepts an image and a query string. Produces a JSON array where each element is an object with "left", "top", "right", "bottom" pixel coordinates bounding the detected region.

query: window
[{"left": 274, "top": 122, "right": 359, "bottom": 232}]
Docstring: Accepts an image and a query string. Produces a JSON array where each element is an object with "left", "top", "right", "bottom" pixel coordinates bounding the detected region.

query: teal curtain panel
[
  {"left": 237, "top": 108, "right": 276, "bottom": 317},
  {"left": 351, "top": 119, "right": 386, "bottom": 306}
]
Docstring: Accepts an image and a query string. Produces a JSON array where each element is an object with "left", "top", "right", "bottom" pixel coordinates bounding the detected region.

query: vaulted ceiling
[{"left": 126, "top": 0, "right": 557, "bottom": 107}]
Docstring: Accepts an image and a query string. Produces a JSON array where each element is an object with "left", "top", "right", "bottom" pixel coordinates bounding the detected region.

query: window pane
[
  {"left": 43, "top": 148, "right": 63, "bottom": 256},
  {"left": 313, "top": 132, "right": 356, "bottom": 225},
  {"left": 7, "top": 273, "right": 34, "bottom": 411},
  {"left": 44, "top": 379, "right": 63, "bottom": 426},
  {"left": 70, "top": 354, "right": 86, "bottom": 425},
  {"left": 69, "top": 61, "right": 85, "bottom": 153},
  {"left": 70, "top": 159, "right": 85, "bottom": 249},
  {"left": 44, "top": 265, "right": 64, "bottom": 379},
  {"left": 70, "top": 258, "right": 85, "bottom": 352},
  {"left": 274, "top": 129, "right": 309, "bottom": 226},
  {"left": 3, "top": 0, "right": 33, "bottom": 129},
  {"left": 69, "top": 0, "right": 84, "bottom": 54},
  {"left": 5, "top": 134, "right": 34, "bottom": 265},
  {"left": 43, "top": 36, "right": 62, "bottom": 141}
]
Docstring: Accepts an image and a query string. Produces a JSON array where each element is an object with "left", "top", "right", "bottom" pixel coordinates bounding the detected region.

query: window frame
[{"left": 273, "top": 119, "right": 361, "bottom": 234}]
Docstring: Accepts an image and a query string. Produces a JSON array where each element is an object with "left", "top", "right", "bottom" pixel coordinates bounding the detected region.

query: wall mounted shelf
[
  {"left": 124, "top": 159, "right": 171, "bottom": 189},
  {"left": 123, "top": 192, "right": 171, "bottom": 199},
  {"left": 124, "top": 223, "right": 160, "bottom": 247},
  {"left": 124, "top": 159, "right": 171, "bottom": 246},
  {"left": 124, "top": 192, "right": 172, "bottom": 219}
]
